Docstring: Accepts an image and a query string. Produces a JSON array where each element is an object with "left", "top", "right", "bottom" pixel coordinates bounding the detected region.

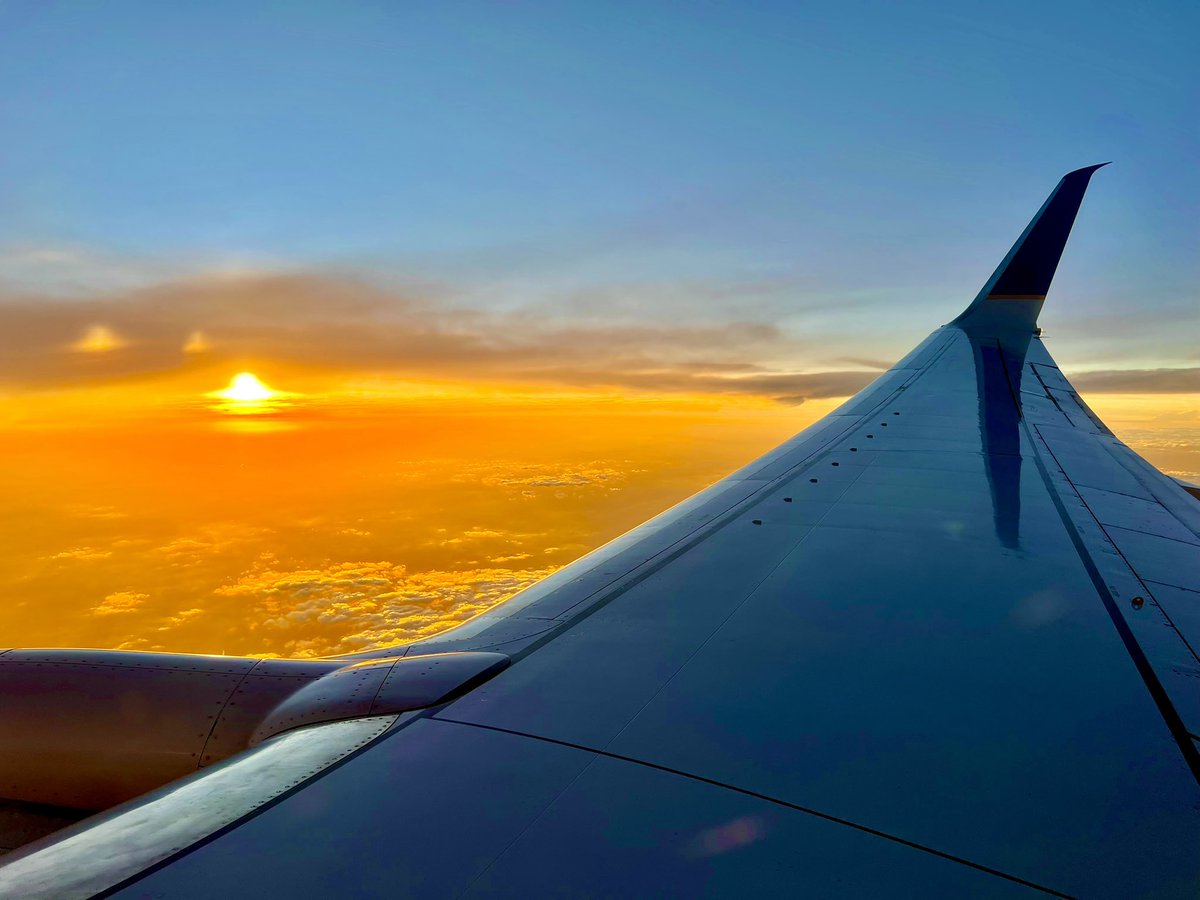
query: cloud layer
[
  {"left": 1071, "top": 368, "right": 1200, "bottom": 394},
  {"left": 2, "top": 266, "right": 1196, "bottom": 406},
  {"left": 215, "top": 560, "right": 557, "bottom": 656},
  {"left": 0, "top": 270, "right": 882, "bottom": 404}
]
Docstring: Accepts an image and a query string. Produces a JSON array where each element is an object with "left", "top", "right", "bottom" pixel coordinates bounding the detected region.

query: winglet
[{"left": 953, "top": 163, "right": 1109, "bottom": 332}]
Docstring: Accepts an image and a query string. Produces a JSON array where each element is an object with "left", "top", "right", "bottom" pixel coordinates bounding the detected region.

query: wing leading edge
[{"left": 3, "top": 167, "right": 1199, "bottom": 899}]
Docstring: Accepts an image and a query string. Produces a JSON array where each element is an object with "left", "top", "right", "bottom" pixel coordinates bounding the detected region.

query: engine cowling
[{"left": 0, "top": 648, "right": 508, "bottom": 812}]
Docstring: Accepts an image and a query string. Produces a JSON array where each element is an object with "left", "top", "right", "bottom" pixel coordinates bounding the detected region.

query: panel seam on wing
[
  {"left": 1022, "top": 421, "right": 1200, "bottom": 783},
  {"left": 433, "top": 717, "right": 1071, "bottom": 898},
  {"left": 1032, "top": 426, "right": 1200, "bottom": 664}
]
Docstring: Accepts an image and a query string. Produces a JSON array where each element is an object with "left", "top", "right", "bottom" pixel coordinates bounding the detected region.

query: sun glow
[
  {"left": 218, "top": 372, "right": 276, "bottom": 403},
  {"left": 0, "top": 362, "right": 1195, "bottom": 658},
  {"left": 207, "top": 372, "right": 294, "bottom": 419}
]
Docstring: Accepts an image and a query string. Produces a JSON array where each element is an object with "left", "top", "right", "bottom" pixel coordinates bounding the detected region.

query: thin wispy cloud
[
  {"left": 1071, "top": 368, "right": 1200, "bottom": 394},
  {"left": 2, "top": 268, "right": 1195, "bottom": 405},
  {"left": 0, "top": 271, "right": 849, "bottom": 404}
]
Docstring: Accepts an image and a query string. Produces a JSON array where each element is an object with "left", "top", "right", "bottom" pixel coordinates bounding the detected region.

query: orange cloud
[
  {"left": 91, "top": 591, "right": 149, "bottom": 616},
  {"left": 214, "top": 560, "right": 556, "bottom": 656},
  {"left": 182, "top": 330, "right": 211, "bottom": 353},
  {"left": 449, "top": 461, "right": 629, "bottom": 488},
  {"left": 69, "top": 324, "right": 127, "bottom": 353},
  {"left": 47, "top": 547, "right": 113, "bottom": 562}
]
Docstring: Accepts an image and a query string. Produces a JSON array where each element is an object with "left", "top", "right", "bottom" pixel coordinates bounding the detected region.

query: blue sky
[{"left": 1, "top": 0, "right": 1197, "bottom": 377}]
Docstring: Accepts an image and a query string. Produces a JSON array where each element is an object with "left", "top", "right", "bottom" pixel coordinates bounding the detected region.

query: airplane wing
[{"left": 2, "top": 165, "right": 1198, "bottom": 898}]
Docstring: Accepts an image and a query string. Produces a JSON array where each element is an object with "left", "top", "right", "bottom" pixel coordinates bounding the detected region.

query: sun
[
  {"left": 206, "top": 373, "right": 295, "bottom": 420},
  {"left": 217, "top": 372, "right": 277, "bottom": 403}
]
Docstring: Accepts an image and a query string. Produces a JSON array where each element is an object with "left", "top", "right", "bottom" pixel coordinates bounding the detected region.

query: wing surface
[{"left": 3, "top": 167, "right": 1198, "bottom": 898}]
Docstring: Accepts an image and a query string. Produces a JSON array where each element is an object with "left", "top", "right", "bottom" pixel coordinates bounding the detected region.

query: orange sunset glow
[
  {"left": 0, "top": 345, "right": 1196, "bottom": 660},
  {"left": 0, "top": 356, "right": 830, "bottom": 657}
]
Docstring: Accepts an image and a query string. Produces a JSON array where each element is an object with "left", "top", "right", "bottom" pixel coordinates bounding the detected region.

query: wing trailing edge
[{"left": 953, "top": 163, "right": 1109, "bottom": 333}]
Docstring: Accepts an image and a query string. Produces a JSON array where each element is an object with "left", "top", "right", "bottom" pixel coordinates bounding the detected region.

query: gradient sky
[
  {"left": 2, "top": 2, "right": 1198, "bottom": 366},
  {"left": 0, "top": 2, "right": 1196, "bottom": 656}
]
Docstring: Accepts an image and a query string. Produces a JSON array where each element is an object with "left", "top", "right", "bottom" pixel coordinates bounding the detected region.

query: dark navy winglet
[{"left": 954, "top": 163, "right": 1109, "bottom": 333}]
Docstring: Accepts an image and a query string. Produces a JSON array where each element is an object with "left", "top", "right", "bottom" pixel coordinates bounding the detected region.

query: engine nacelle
[{"left": 0, "top": 648, "right": 508, "bottom": 812}]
